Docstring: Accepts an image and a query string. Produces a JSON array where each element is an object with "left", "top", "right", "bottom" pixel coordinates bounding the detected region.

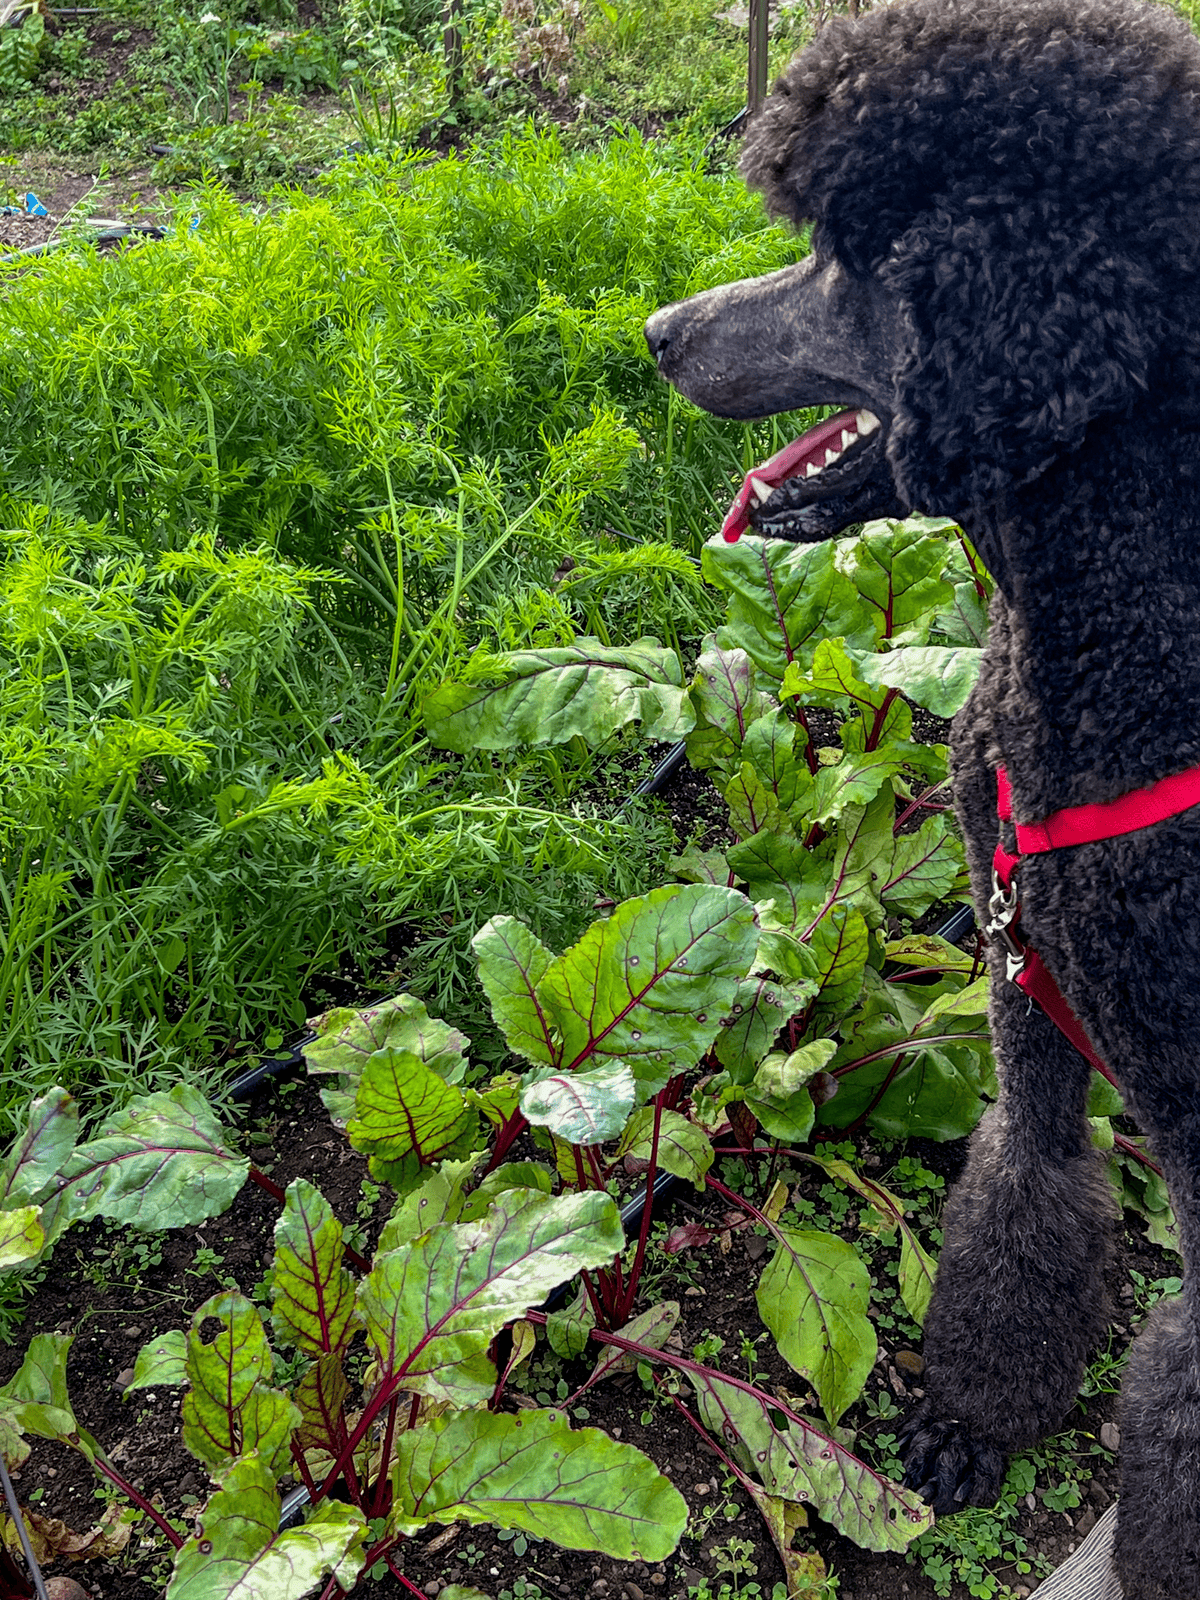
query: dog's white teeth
[
  {"left": 825, "top": 447, "right": 841, "bottom": 465},
  {"left": 841, "top": 429, "right": 858, "bottom": 449},
  {"left": 750, "top": 475, "right": 773, "bottom": 505},
  {"left": 856, "top": 410, "right": 881, "bottom": 435},
  {"left": 805, "top": 462, "right": 823, "bottom": 478}
]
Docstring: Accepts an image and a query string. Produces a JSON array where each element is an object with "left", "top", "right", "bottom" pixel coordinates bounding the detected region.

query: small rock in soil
[
  {"left": 1076, "top": 1506, "right": 1097, "bottom": 1538},
  {"left": 45, "top": 1582, "right": 91, "bottom": 1600},
  {"left": 1101, "top": 1421, "right": 1121, "bottom": 1451},
  {"left": 113, "top": 1367, "right": 134, "bottom": 1392},
  {"left": 894, "top": 1348, "right": 925, "bottom": 1377},
  {"left": 623, "top": 1584, "right": 644, "bottom": 1600},
  {"left": 1088, "top": 1478, "right": 1112, "bottom": 1508},
  {"left": 745, "top": 1235, "right": 768, "bottom": 1260}
]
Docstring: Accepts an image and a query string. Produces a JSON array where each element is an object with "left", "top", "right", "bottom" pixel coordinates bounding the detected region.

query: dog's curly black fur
[{"left": 645, "top": 0, "right": 1200, "bottom": 1591}]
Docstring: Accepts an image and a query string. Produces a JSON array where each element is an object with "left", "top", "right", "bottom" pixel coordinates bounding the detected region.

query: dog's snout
[{"left": 644, "top": 305, "right": 676, "bottom": 367}]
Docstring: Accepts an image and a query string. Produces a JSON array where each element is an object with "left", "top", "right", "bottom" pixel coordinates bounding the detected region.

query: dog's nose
[{"left": 644, "top": 305, "right": 675, "bottom": 366}]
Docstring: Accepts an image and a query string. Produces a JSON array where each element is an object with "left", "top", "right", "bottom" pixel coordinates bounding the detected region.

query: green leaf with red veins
[
  {"left": 744, "top": 1039, "right": 839, "bottom": 1143},
  {"left": 303, "top": 994, "right": 469, "bottom": 1123},
  {"left": 714, "top": 972, "right": 816, "bottom": 1084},
  {"left": 471, "top": 916, "right": 558, "bottom": 1067},
  {"left": 291, "top": 1353, "right": 351, "bottom": 1461},
  {"left": 690, "top": 640, "right": 770, "bottom": 744},
  {"left": 345, "top": 1048, "right": 477, "bottom": 1169},
  {"left": 358, "top": 1188, "right": 623, "bottom": 1406},
  {"left": 389, "top": 1408, "right": 687, "bottom": 1561},
  {"left": 880, "top": 814, "right": 966, "bottom": 920},
  {"left": 422, "top": 637, "right": 693, "bottom": 752},
  {"left": 519, "top": 1062, "right": 636, "bottom": 1145},
  {"left": 378, "top": 1154, "right": 485, "bottom": 1250},
  {"left": 743, "top": 707, "right": 812, "bottom": 816},
  {"left": 54, "top": 1085, "right": 248, "bottom": 1233},
  {"left": 731, "top": 838, "right": 829, "bottom": 940},
  {"left": 669, "top": 845, "right": 734, "bottom": 885},
  {"left": 912, "top": 976, "right": 990, "bottom": 1029},
  {"left": 535, "top": 883, "right": 759, "bottom": 1097},
  {"left": 457, "top": 1159, "right": 551, "bottom": 1225},
  {"left": 780, "top": 638, "right": 893, "bottom": 724},
  {"left": 808, "top": 904, "right": 870, "bottom": 1014},
  {"left": 884, "top": 933, "right": 976, "bottom": 971},
  {"left": 704, "top": 536, "right": 875, "bottom": 684},
  {"left": 0, "top": 1333, "right": 80, "bottom": 1467},
  {"left": 0, "top": 1207, "right": 42, "bottom": 1269},
  {"left": 546, "top": 1282, "right": 595, "bottom": 1360},
  {"left": 181, "top": 1291, "right": 299, "bottom": 1478},
  {"left": 858, "top": 643, "right": 983, "bottom": 718},
  {"left": 809, "top": 748, "right": 911, "bottom": 826},
  {"left": 724, "top": 761, "right": 784, "bottom": 840},
  {"left": 165, "top": 1453, "right": 366, "bottom": 1600},
  {"left": 849, "top": 522, "right": 955, "bottom": 645},
  {"left": 691, "top": 1370, "right": 932, "bottom": 1552},
  {"left": 585, "top": 1301, "right": 680, "bottom": 1386},
  {"left": 271, "top": 1179, "right": 358, "bottom": 1356},
  {"left": 616, "top": 1107, "right": 712, "bottom": 1190},
  {"left": 1, "top": 1087, "right": 78, "bottom": 1206},
  {"left": 756, "top": 1226, "right": 876, "bottom": 1425}
]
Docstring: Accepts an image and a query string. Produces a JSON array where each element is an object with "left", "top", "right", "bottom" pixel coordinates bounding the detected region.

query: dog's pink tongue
[{"left": 721, "top": 409, "right": 860, "bottom": 543}]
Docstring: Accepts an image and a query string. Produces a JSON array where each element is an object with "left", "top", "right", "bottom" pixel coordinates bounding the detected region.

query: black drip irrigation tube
[{"left": 0, "top": 221, "right": 165, "bottom": 266}]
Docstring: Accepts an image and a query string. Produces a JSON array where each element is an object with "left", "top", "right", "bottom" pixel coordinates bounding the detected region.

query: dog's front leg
[{"left": 899, "top": 681, "right": 1115, "bottom": 1511}]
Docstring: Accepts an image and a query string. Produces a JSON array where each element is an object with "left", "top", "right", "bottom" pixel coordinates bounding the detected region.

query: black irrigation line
[{"left": 0, "top": 221, "right": 165, "bottom": 266}]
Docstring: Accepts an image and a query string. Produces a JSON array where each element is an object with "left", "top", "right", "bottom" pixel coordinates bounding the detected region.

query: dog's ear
[{"left": 881, "top": 211, "right": 1167, "bottom": 511}]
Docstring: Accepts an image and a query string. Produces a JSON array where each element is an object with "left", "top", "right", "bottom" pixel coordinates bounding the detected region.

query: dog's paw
[{"left": 897, "top": 1402, "right": 1005, "bottom": 1515}]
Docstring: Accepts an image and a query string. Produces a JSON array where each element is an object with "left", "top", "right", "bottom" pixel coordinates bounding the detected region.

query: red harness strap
[{"left": 988, "top": 762, "right": 1200, "bottom": 1074}]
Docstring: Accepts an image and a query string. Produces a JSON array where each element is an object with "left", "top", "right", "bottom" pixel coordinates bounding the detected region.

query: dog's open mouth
[{"left": 721, "top": 408, "right": 885, "bottom": 542}]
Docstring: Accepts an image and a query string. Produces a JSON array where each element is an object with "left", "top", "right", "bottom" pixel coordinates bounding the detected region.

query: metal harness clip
[{"left": 985, "top": 867, "right": 1027, "bottom": 985}]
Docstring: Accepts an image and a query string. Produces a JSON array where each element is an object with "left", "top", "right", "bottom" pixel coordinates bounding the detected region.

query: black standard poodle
[{"left": 645, "top": 0, "right": 1200, "bottom": 1594}]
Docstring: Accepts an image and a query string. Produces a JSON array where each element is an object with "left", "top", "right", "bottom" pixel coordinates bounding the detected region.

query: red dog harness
[{"left": 987, "top": 762, "right": 1200, "bottom": 1075}]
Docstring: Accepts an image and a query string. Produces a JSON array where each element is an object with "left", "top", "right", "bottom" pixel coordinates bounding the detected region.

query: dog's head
[{"left": 648, "top": 0, "right": 1200, "bottom": 538}]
